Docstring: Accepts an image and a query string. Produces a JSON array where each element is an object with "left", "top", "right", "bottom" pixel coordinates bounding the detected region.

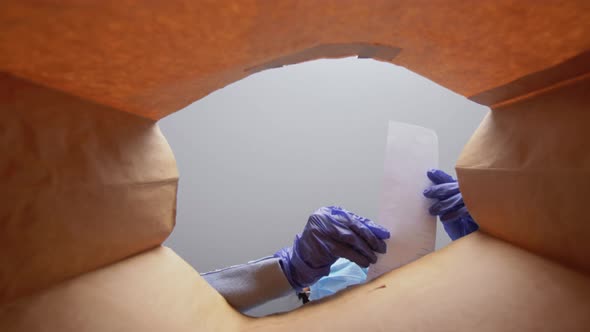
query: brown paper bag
[{"left": 0, "top": 74, "right": 178, "bottom": 304}]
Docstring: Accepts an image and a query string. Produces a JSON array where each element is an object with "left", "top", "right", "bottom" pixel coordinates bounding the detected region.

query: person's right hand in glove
[
  {"left": 423, "top": 169, "right": 479, "bottom": 241},
  {"left": 274, "top": 206, "right": 390, "bottom": 291}
]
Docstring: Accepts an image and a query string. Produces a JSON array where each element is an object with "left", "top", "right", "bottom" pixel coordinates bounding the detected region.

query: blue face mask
[{"left": 309, "top": 258, "right": 368, "bottom": 301}]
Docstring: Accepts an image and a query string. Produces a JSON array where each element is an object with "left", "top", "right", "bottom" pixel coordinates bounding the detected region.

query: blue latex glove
[
  {"left": 423, "top": 169, "right": 479, "bottom": 241},
  {"left": 274, "top": 206, "right": 390, "bottom": 291}
]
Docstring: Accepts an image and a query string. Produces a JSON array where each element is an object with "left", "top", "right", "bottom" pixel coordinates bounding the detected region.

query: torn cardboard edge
[
  {"left": 244, "top": 43, "right": 402, "bottom": 74},
  {"left": 247, "top": 43, "right": 590, "bottom": 112}
]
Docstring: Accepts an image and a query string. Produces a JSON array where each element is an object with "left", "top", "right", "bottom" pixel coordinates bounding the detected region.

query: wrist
[
  {"left": 442, "top": 215, "right": 479, "bottom": 241},
  {"left": 274, "top": 245, "right": 332, "bottom": 291}
]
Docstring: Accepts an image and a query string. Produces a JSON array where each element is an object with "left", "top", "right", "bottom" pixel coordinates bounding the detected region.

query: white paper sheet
[{"left": 366, "top": 121, "right": 438, "bottom": 281}]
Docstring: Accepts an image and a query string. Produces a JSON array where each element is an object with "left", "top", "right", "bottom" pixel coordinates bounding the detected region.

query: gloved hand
[
  {"left": 423, "top": 169, "right": 479, "bottom": 241},
  {"left": 274, "top": 206, "right": 390, "bottom": 291}
]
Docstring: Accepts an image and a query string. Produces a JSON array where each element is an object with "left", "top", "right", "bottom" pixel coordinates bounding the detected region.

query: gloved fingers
[
  {"left": 423, "top": 182, "right": 460, "bottom": 199},
  {"left": 362, "top": 219, "right": 391, "bottom": 240},
  {"left": 322, "top": 206, "right": 389, "bottom": 242},
  {"left": 427, "top": 169, "right": 456, "bottom": 185},
  {"left": 319, "top": 206, "right": 360, "bottom": 227},
  {"left": 347, "top": 218, "right": 387, "bottom": 253},
  {"left": 328, "top": 222, "right": 378, "bottom": 264},
  {"left": 328, "top": 243, "right": 373, "bottom": 268},
  {"left": 328, "top": 206, "right": 389, "bottom": 251},
  {"left": 440, "top": 205, "right": 469, "bottom": 222},
  {"left": 323, "top": 206, "right": 346, "bottom": 216},
  {"left": 428, "top": 194, "right": 464, "bottom": 216},
  {"left": 342, "top": 208, "right": 391, "bottom": 240}
]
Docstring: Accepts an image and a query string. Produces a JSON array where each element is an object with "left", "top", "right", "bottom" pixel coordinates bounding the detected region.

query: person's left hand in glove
[
  {"left": 274, "top": 206, "right": 390, "bottom": 291},
  {"left": 423, "top": 169, "right": 479, "bottom": 241}
]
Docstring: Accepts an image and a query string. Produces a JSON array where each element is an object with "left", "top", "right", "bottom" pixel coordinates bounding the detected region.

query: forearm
[{"left": 201, "top": 257, "right": 294, "bottom": 311}]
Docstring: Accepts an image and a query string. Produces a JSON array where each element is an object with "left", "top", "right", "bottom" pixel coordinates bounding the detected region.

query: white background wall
[{"left": 160, "top": 58, "right": 488, "bottom": 273}]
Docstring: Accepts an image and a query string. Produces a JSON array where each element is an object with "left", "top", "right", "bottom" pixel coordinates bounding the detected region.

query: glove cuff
[
  {"left": 274, "top": 237, "right": 331, "bottom": 291},
  {"left": 441, "top": 215, "right": 479, "bottom": 241}
]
